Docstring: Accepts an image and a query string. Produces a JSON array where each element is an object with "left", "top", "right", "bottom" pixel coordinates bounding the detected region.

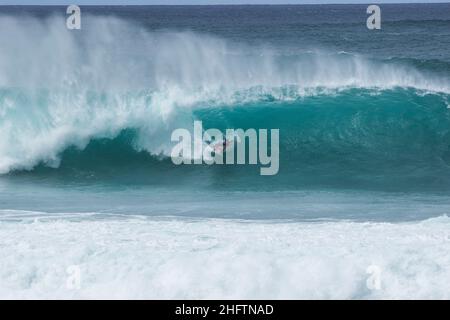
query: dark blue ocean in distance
[{"left": 1, "top": 4, "right": 450, "bottom": 221}]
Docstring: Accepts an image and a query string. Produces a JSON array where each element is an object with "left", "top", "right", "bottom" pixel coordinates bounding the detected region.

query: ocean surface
[{"left": 1, "top": 4, "right": 450, "bottom": 299}]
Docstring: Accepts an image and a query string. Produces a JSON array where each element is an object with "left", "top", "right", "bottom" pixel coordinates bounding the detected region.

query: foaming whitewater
[
  {"left": 1, "top": 212, "right": 450, "bottom": 299},
  {"left": 0, "top": 15, "right": 449, "bottom": 174}
]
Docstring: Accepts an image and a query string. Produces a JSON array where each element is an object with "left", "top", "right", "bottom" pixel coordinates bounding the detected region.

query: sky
[{"left": 0, "top": 0, "right": 448, "bottom": 5}]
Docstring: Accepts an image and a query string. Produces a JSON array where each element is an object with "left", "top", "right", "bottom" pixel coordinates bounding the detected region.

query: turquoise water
[{"left": 1, "top": 5, "right": 450, "bottom": 221}]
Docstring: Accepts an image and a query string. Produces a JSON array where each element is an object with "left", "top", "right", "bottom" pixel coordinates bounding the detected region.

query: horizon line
[{"left": 1, "top": 2, "right": 449, "bottom": 5}]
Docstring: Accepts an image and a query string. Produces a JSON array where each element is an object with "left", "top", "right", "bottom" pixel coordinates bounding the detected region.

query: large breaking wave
[{"left": 1, "top": 15, "right": 450, "bottom": 184}]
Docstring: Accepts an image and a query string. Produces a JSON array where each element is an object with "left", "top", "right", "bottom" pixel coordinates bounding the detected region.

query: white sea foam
[{"left": 0, "top": 212, "right": 449, "bottom": 299}]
